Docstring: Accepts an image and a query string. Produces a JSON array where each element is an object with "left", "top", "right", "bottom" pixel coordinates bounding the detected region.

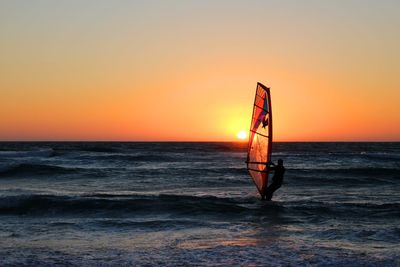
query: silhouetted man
[{"left": 263, "top": 159, "right": 285, "bottom": 200}]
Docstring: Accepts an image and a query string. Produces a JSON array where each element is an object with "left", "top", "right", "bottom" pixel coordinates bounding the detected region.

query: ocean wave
[
  {"left": 290, "top": 201, "right": 400, "bottom": 219},
  {"left": 1, "top": 194, "right": 398, "bottom": 219},
  {"left": 54, "top": 143, "right": 121, "bottom": 153},
  {"left": 361, "top": 152, "right": 400, "bottom": 161},
  {"left": 0, "top": 163, "right": 88, "bottom": 177},
  {"left": 43, "top": 142, "right": 247, "bottom": 154},
  {"left": 132, "top": 166, "right": 248, "bottom": 175},
  {"left": 286, "top": 176, "right": 399, "bottom": 186},
  {"left": 0, "top": 194, "right": 249, "bottom": 216},
  {"left": 48, "top": 218, "right": 210, "bottom": 230},
  {"left": 0, "top": 149, "right": 54, "bottom": 158},
  {"left": 289, "top": 167, "right": 400, "bottom": 177},
  {"left": 80, "top": 153, "right": 180, "bottom": 162},
  {"left": 91, "top": 218, "right": 210, "bottom": 229}
]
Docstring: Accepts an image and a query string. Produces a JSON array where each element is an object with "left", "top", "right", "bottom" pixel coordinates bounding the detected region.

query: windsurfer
[{"left": 263, "top": 159, "right": 285, "bottom": 200}]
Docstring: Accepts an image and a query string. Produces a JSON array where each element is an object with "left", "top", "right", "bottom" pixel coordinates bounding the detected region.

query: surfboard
[{"left": 246, "top": 82, "right": 273, "bottom": 197}]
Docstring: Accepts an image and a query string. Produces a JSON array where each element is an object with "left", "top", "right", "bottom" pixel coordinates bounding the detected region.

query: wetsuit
[{"left": 265, "top": 164, "right": 285, "bottom": 201}]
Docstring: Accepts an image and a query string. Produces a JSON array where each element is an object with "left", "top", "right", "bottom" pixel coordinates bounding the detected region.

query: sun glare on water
[{"left": 237, "top": 130, "right": 247, "bottom": 140}]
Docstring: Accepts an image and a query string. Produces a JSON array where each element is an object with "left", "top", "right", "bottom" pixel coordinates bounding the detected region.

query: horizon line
[{"left": 0, "top": 140, "right": 399, "bottom": 143}]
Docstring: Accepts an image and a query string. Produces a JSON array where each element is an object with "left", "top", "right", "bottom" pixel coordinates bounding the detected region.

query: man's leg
[
  {"left": 266, "top": 183, "right": 280, "bottom": 201},
  {"left": 264, "top": 184, "right": 273, "bottom": 201},
  {"left": 266, "top": 191, "right": 273, "bottom": 201}
]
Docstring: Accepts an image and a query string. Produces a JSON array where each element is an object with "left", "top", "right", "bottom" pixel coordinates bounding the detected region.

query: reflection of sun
[{"left": 237, "top": 130, "right": 247, "bottom": 140}]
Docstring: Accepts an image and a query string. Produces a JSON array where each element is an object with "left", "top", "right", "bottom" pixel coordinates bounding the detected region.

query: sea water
[{"left": 0, "top": 142, "right": 399, "bottom": 266}]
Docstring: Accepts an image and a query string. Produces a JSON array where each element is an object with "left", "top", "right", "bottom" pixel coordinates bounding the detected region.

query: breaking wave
[{"left": 1, "top": 194, "right": 398, "bottom": 219}]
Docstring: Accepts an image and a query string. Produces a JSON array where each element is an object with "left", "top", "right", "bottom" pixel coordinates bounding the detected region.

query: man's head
[{"left": 278, "top": 159, "right": 283, "bottom": 166}]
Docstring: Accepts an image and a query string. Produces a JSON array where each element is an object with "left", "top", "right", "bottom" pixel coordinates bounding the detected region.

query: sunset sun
[{"left": 237, "top": 130, "right": 247, "bottom": 140}]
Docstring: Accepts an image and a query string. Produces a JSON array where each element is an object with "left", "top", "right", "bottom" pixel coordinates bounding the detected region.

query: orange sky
[{"left": 0, "top": 1, "right": 399, "bottom": 141}]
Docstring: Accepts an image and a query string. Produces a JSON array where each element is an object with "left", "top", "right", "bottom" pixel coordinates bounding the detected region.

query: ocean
[{"left": 0, "top": 142, "right": 399, "bottom": 266}]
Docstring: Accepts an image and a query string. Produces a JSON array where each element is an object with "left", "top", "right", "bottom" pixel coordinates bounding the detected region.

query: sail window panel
[
  {"left": 255, "top": 95, "right": 267, "bottom": 110},
  {"left": 248, "top": 134, "right": 268, "bottom": 166},
  {"left": 250, "top": 106, "right": 264, "bottom": 130},
  {"left": 256, "top": 86, "right": 266, "bottom": 98},
  {"left": 251, "top": 108, "right": 270, "bottom": 137},
  {"left": 248, "top": 170, "right": 265, "bottom": 193}
]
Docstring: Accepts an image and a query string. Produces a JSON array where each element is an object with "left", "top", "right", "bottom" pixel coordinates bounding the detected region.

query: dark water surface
[{"left": 0, "top": 142, "right": 399, "bottom": 266}]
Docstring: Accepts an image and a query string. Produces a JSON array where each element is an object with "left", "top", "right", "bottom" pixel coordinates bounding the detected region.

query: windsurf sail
[{"left": 246, "top": 82, "right": 273, "bottom": 197}]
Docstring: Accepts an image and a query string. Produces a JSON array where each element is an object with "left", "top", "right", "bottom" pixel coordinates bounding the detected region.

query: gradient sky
[{"left": 1, "top": 0, "right": 399, "bottom": 141}]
